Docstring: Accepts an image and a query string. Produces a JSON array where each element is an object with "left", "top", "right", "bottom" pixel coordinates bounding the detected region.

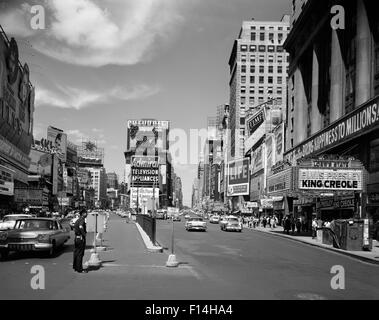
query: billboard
[
  {"left": 47, "top": 126, "right": 67, "bottom": 163},
  {"left": 127, "top": 119, "right": 169, "bottom": 154},
  {"left": 130, "top": 187, "right": 159, "bottom": 209},
  {"left": 29, "top": 148, "right": 52, "bottom": 176},
  {"left": 246, "top": 109, "right": 265, "bottom": 137},
  {"left": 131, "top": 156, "right": 159, "bottom": 188},
  {"left": 298, "top": 168, "right": 363, "bottom": 191},
  {"left": 77, "top": 141, "right": 104, "bottom": 165},
  {"left": 274, "top": 123, "right": 284, "bottom": 163},
  {"left": 227, "top": 158, "right": 250, "bottom": 196},
  {"left": 0, "top": 165, "right": 14, "bottom": 196}
]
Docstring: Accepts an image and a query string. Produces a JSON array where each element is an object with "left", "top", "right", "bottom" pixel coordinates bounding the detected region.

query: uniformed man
[{"left": 73, "top": 209, "right": 88, "bottom": 273}]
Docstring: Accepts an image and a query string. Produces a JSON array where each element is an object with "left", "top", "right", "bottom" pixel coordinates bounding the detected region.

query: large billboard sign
[
  {"left": 285, "top": 97, "right": 379, "bottom": 164},
  {"left": 47, "top": 126, "right": 67, "bottom": 163},
  {"left": 130, "top": 187, "right": 159, "bottom": 209},
  {"left": 127, "top": 119, "right": 169, "bottom": 154},
  {"left": 227, "top": 158, "right": 250, "bottom": 196},
  {"left": 29, "top": 148, "right": 52, "bottom": 176},
  {"left": 77, "top": 141, "right": 104, "bottom": 165},
  {"left": 298, "top": 168, "right": 363, "bottom": 191},
  {"left": 246, "top": 109, "right": 265, "bottom": 137},
  {"left": 131, "top": 156, "right": 159, "bottom": 188}
]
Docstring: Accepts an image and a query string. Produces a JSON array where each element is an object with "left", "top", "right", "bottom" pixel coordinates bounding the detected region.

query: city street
[
  {"left": 156, "top": 217, "right": 379, "bottom": 299},
  {"left": 1, "top": 214, "right": 379, "bottom": 300}
]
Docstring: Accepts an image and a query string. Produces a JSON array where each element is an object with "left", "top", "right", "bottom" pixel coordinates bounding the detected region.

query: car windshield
[
  {"left": 228, "top": 218, "right": 239, "bottom": 223},
  {"left": 189, "top": 218, "right": 203, "bottom": 222},
  {"left": 14, "top": 219, "right": 56, "bottom": 230}
]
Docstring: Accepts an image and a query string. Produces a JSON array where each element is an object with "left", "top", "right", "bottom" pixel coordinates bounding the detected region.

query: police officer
[{"left": 73, "top": 209, "right": 88, "bottom": 273}]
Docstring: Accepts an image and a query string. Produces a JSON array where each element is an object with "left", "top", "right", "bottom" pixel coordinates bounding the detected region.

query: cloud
[
  {"left": 1, "top": 0, "right": 187, "bottom": 66},
  {"left": 35, "top": 83, "right": 160, "bottom": 110}
]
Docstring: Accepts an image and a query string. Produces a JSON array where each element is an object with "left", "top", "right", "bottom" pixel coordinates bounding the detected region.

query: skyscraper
[{"left": 228, "top": 16, "right": 290, "bottom": 160}]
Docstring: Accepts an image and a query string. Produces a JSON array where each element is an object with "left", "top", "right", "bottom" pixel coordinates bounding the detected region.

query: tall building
[
  {"left": 0, "top": 26, "right": 35, "bottom": 216},
  {"left": 228, "top": 16, "right": 290, "bottom": 160},
  {"left": 283, "top": 0, "right": 379, "bottom": 223},
  {"left": 106, "top": 172, "right": 119, "bottom": 190},
  {"left": 87, "top": 167, "right": 107, "bottom": 208}
]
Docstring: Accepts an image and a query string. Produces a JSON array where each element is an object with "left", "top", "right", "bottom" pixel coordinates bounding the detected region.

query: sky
[{"left": 0, "top": 0, "right": 289, "bottom": 206}]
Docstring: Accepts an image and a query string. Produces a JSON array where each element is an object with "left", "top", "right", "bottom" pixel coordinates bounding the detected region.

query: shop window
[{"left": 370, "top": 138, "right": 379, "bottom": 172}]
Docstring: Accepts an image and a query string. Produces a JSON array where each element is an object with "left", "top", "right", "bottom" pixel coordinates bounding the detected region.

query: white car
[
  {"left": 185, "top": 217, "right": 207, "bottom": 232},
  {"left": 220, "top": 215, "right": 242, "bottom": 232},
  {"left": 209, "top": 215, "right": 220, "bottom": 224},
  {"left": 0, "top": 214, "right": 32, "bottom": 231}
]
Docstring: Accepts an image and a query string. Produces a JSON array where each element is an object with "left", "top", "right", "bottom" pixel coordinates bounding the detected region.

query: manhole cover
[{"left": 296, "top": 293, "right": 327, "bottom": 300}]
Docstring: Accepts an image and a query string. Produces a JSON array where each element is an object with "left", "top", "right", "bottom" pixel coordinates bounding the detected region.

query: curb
[
  {"left": 134, "top": 222, "right": 163, "bottom": 253},
  {"left": 251, "top": 228, "right": 379, "bottom": 265}
]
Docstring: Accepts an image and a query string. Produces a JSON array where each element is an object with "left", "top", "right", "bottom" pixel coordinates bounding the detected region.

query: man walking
[{"left": 73, "top": 209, "right": 88, "bottom": 273}]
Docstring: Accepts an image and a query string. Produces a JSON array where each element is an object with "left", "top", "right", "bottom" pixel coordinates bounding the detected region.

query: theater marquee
[{"left": 298, "top": 168, "right": 363, "bottom": 191}]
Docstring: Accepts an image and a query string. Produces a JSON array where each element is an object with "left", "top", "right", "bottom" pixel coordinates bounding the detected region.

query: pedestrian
[
  {"left": 291, "top": 216, "right": 296, "bottom": 234},
  {"left": 312, "top": 217, "right": 318, "bottom": 239},
  {"left": 296, "top": 218, "right": 301, "bottom": 233},
  {"left": 284, "top": 216, "right": 291, "bottom": 234},
  {"left": 262, "top": 217, "right": 267, "bottom": 228},
  {"left": 73, "top": 209, "right": 88, "bottom": 273}
]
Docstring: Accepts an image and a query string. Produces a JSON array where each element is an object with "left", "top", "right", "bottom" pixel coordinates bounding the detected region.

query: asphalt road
[
  {"left": 156, "top": 216, "right": 379, "bottom": 299},
  {"left": 1, "top": 214, "right": 379, "bottom": 300}
]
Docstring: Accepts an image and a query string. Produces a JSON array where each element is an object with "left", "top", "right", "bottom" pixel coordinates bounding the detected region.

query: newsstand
[{"left": 333, "top": 219, "right": 372, "bottom": 251}]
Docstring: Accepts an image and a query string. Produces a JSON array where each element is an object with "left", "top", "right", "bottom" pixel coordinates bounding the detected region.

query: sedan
[
  {"left": 185, "top": 217, "right": 207, "bottom": 232},
  {"left": 220, "top": 216, "right": 242, "bottom": 232},
  {"left": 209, "top": 215, "right": 220, "bottom": 224},
  {"left": 0, "top": 218, "right": 70, "bottom": 260}
]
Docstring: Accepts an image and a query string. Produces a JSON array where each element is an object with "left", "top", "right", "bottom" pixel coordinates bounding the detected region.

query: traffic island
[{"left": 135, "top": 222, "right": 163, "bottom": 253}]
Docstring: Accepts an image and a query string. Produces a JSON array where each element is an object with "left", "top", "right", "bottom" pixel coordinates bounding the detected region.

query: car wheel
[
  {"left": 0, "top": 249, "right": 9, "bottom": 261},
  {"left": 49, "top": 241, "right": 57, "bottom": 258}
]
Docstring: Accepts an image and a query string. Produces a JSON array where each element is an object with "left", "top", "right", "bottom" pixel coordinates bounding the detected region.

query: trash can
[
  {"left": 333, "top": 219, "right": 372, "bottom": 251},
  {"left": 322, "top": 228, "right": 333, "bottom": 245}
]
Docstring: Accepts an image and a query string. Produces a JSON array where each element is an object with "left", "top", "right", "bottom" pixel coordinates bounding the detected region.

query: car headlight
[{"left": 0, "top": 233, "right": 7, "bottom": 241}]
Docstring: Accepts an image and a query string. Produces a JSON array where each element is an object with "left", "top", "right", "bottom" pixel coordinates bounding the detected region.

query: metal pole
[
  {"left": 171, "top": 210, "right": 175, "bottom": 255},
  {"left": 94, "top": 213, "right": 97, "bottom": 253}
]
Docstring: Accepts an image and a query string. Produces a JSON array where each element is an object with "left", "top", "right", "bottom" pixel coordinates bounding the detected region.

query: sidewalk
[{"left": 245, "top": 224, "right": 379, "bottom": 265}]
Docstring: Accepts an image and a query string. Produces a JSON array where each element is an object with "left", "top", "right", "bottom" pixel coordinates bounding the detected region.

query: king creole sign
[{"left": 298, "top": 168, "right": 363, "bottom": 191}]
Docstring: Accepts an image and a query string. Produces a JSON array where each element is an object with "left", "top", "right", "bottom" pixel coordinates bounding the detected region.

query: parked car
[
  {"left": 209, "top": 215, "right": 220, "bottom": 224},
  {"left": 0, "top": 218, "right": 70, "bottom": 260},
  {"left": 0, "top": 214, "right": 32, "bottom": 231},
  {"left": 185, "top": 217, "right": 207, "bottom": 232},
  {"left": 220, "top": 215, "right": 242, "bottom": 232}
]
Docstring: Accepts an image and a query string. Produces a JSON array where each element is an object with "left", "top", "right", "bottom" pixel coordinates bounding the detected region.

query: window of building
[
  {"left": 241, "top": 86, "right": 246, "bottom": 94},
  {"left": 260, "top": 33, "right": 265, "bottom": 41},
  {"left": 268, "top": 76, "right": 273, "bottom": 84},
  {"left": 249, "top": 97, "right": 255, "bottom": 105},
  {"left": 259, "top": 88, "right": 264, "bottom": 95},
  {"left": 241, "top": 45, "right": 248, "bottom": 52},
  {"left": 276, "top": 46, "right": 284, "bottom": 52},
  {"left": 277, "top": 77, "right": 283, "bottom": 84},
  {"left": 251, "top": 33, "right": 256, "bottom": 41},
  {"left": 268, "top": 66, "right": 273, "bottom": 73},
  {"left": 240, "top": 117, "right": 245, "bottom": 125},
  {"left": 277, "top": 88, "right": 282, "bottom": 95},
  {"left": 259, "top": 45, "right": 266, "bottom": 52},
  {"left": 241, "top": 55, "right": 247, "bottom": 63},
  {"left": 241, "top": 76, "right": 246, "bottom": 83},
  {"left": 291, "top": 118, "right": 294, "bottom": 132},
  {"left": 259, "top": 66, "right": 264, "bottom": 73},
  {"left": 241, "top": 65, "right": 246, "bottom": 73},
  {"left": 251, "top": 26, "right": 256, "bottom": 30},
  {"left": 260, "top": 26, "right": 265, "bottom": 30},
  {"left": 259, "top": 97, "right": 264, "bottom": 103},
  {"left": 267, "top": 87, "right": 273, "bottom": 94},
  {"left": 277, "top": 66, "right": 283, "bottom": 73},
  {"left": 250, "top": 87, "right": 255, "bottom": 94},
  {"left": 250, "top": 66, "right": 255, "bottom": 73},
  {"left": 241, "top": 97, "right": 246, "bottom": 104},
  {"left": 269, "top": 33, "right": 274, "bottom": 43},
  {"left": 250, "top": 76, "right": 255, "bottom": 83},
  {"left": 278, "top": 33, "right": 283, "bottom": 44},
  {"left": 259, "top": 76, "right": 264, "bottom": 84},
  {"left": 250, "top": 56, "right": 256, "bottom": 63},
  {"left": 268, "top": 45, "right": 275, "bottom": 52},
  {"left": 278, "top": 27, "right": 283, "bottom": 31},
  {"left": 250, "top": 45, "right": 257, "bottom": 52}
]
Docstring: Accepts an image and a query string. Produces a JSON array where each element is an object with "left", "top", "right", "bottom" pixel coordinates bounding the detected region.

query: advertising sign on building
[
  {"left": 47, "top": 126, "right": 67, "bottom": 163},
  {"left": 131, "top": 156, "right": 159, "bottom": 188},
  {"left": 266, "top": 134, "right": 274, "bottom": 175},
  {"left": 246, "top": 109, "right": 265, "bottom": 136},
  {"left": 267, "top": 168, "right": 293, "bottom": 195},
  {"left": 298, "top": 168, "right": 363, "bottom": 191},
  {"left": 251, "top": 144, "right": 264, "bottom": 174},
  {"left": 130, "top": 187, "right": 159, "bottom": 209},
  {"left": 285, "top": 97, "right": 379, "bottom": 164},
  {"left": 227, "top": 158, "right": 250, "bottom": 196},
  {"left": 274, "top": 122, "right": 284, "bottom": 163},
  {"left": 0, "top": 165, "right": 14, "bottom": 196},
  {"left": 127, "top": 120, "right": 170, "bottom": 153}
]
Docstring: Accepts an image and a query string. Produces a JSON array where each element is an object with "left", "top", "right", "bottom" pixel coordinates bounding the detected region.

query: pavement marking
[{"left": 179, "top": 265, "right": 202, "bottom": 280}]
